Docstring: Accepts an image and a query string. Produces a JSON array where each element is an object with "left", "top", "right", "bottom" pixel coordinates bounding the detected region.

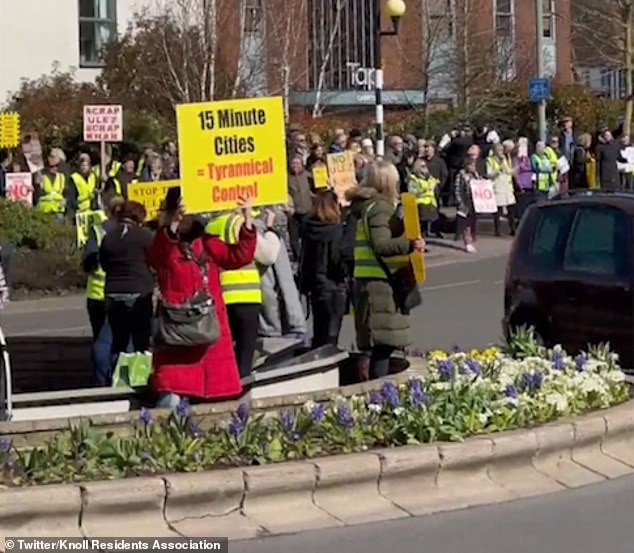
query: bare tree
[
  {"left": 573, "top": 0, "right": 634, "bottom": 134},
  {"left": 264, "top": 0, "right": 309, "bottom": 121},
  {"left": 311, "top": 0, "right": 346, "bottom": 117}
]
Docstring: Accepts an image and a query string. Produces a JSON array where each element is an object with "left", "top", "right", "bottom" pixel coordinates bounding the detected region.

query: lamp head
[
  {"left": 386, "top": 0, "right": 406, "bottom": 33},
  {"left": 386, "top": 0, "right": 406, "bottom": 18}
]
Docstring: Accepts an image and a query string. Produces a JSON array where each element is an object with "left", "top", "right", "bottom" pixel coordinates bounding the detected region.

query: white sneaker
[{"left": 465, "top": 244, "right": 477, "bottom": 253}]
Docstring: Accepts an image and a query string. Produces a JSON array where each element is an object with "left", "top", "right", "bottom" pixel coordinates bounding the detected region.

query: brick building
[
  {"left": 0, "top": 0, "right": 575, "bottom": 112},
  {"left": 238, "top": 0, "right": 574, "bottom": 114}
]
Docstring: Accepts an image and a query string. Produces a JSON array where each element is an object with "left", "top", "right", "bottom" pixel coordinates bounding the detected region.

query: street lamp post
[{"left": 374, "top": 0, "right": 406, "bottom": 158}]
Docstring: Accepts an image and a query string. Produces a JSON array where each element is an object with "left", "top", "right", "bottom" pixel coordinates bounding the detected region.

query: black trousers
[
  {"left": 370, "top": 345, "right": 395, "bottom": 380},
  {"left": 493, "top": 205, "right": 516, "bottom": 236},
  {"left": 227, "top": 303, "right": 261, "bottom": 379},
  {"left": 311, "top": 294, "right": 345, "bottom": 349},
  {"left": 106, "top": 294, "right": 153, "bottom": 359}
]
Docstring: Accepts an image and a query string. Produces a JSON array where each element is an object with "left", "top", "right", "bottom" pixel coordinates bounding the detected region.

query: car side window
[
  {"left": 528, "top": 206, "right": 574, "bottom": 268},
  {"left": 563, "top": 206, "right": 629, "bottom": 276}
]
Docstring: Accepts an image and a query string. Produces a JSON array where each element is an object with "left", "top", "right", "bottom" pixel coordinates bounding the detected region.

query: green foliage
[
  {"left": 0, "top": 200, "right": 75, "bottom": 251},
  {"left": 0, "top": 343, "right": 628, "bottom": 487},
  {"left": 0, "top": 199, "right": 83, "bottom": 293},
  {"left": 6, "top": 64, "right": 106, "bottom": 151}
]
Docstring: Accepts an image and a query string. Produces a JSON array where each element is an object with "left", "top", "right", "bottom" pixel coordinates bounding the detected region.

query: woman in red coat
[{"left": 147, "top": 200, "right": 256, "bottom": 407}]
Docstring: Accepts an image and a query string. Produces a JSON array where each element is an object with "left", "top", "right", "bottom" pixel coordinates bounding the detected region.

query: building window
[
  {"left": 428, "top": 0, "right": 454, "bottom": 42},
  {"left": 307, "top": 0, "right": 376, "bottom": 90},
  {"left": 79, "top": 0, "right": 117, "bottom": 67},
  {"left": 543, "top": 0, "right": 555, "bottom": 40},
  {"left": 494, "top": 0, "right": 515, "bottom": 80},
  {"left": 245, "top": 0, "right": 263, "bottom": 33}
]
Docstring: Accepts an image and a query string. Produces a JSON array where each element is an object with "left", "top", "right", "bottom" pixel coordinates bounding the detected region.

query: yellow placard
[
  {"left": 128, "top": 180, "right": 180, "bottom": 221},
  {"left": 326, "top": 151, "right": 356, "bottom": 198},
  {"left": 0, "top": 112, "right": 20, "bottom": 148},
  {"left": 400, "top": 192, "right": 426, "bottom": 284},
  {"left": 75, "top": 210, "right": 103, "bottom": 248},
  {"left": 176, "top": 96, "right": 287, "bottom": 213},
  {"left": 312, "top": 164, "right": 329, "bottom": 188}
]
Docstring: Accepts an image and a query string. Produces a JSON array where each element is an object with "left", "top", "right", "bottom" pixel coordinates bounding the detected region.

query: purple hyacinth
[
  {"left": 0, "top": 437, "right": 11, "bottom": 453},
  {"left": 380, "top": 381, "right": 400, "bottom": 408},
  {"left": 228, "top": 415, "right": 244, "bottom": 438},
  {"left": 466, "top": 358, "right": 482, "bottom": 375},
  {"left": 552, "top": 349, "right": 565, "bottom": 371},
  {"left": 407, "top": 378, "right": 426, "bottom": 407},
  {"left": 521, "top": 372, "right": 544, "bottom": 392},
  {"left": 139, "top": 407, "right": 153, "bottom": 426},
  {"left": 236, "top": 403, "right": 249, "bottom": 424},
  {"left": 175, "top": 397, "right": 190, "bottom": 418},
  {"left": 189, "top": 421, "right": 203, "bottom": 438},
  {"left": 437, "top": 359, "right": 454, "bottom": 381},
  {"left": 575, "top": 353, "right": 588, "bottom": 372},
  {"left": 336, "top": 404, "right": 354, "bottom": 428},
  {"left": 280, "top": 411, "right": 300, "bottom": 441},
  {"left": 310, "top": 403, "right": 326, "bottom": 423},
  {"left": 504, "top": 384, "right": 518, "bottom": 399},
  {"left": 368, "top": 390, "right": 384, "bottom": 407}
]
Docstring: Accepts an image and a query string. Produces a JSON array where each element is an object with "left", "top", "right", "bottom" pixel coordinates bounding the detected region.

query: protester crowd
[{"left": 0, "top": 114, "right": 632, "bottom": 406}]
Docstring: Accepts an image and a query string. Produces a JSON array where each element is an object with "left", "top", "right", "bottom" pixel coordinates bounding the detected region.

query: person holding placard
[
  {"left": 346, "top": 160, "right": 425, "bottom": 380},
  {"left": 37, "top": 149, "right": 67, "bottom": 221},
  {"left": 69, "top": 157, "right": 98, "bottom": 214}
]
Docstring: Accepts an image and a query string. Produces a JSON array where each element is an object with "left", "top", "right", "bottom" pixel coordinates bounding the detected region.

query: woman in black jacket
[
  {"left": 99, "top": 200, "right": 155, "bottom": 364},
  {"left": 299, "top": 190, "right": 349, "bottom": 349}
]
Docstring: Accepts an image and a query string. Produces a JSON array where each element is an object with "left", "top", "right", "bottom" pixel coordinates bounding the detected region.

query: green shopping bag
[{"left": 112, "top": 352, "right": 153, "bottom": 388}]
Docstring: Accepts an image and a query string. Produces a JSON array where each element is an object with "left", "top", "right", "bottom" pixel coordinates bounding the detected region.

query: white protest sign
[
  {"left": 470, "top": 179, "right": 497, "bottom": 213},
  {"left": 83, "top": 105, "right": 123, "bottom": 142},
  {"left": 556, "top": 156, "right": 570, "bottom": 175},
  {"left": 5, "top": 172, "right": 33, "bottom": 205}
]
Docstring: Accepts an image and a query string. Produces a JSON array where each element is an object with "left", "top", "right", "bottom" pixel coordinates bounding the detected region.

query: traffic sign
[{"left": 528, "top": 78, "right": 550, "bottom": 103}]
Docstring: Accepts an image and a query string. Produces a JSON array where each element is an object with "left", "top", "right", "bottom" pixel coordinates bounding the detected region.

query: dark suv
[{"left": 503, "top": 191, "right": 634, "bottom": 369}]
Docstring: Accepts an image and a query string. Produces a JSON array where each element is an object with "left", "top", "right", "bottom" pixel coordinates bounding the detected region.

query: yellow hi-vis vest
[
  {"left": 545, "top": 146, "right": 559, "bottom": 182},
  {"left": 205, "top": 213, "right": 262, "bottom": 305},
  {"left": 353, "top": 202, "right": 410, "bottom": 280},
  {"left": 70, "top": 172, "right": 97, "bottom": 212},
  {"left": 93, "top": 161, "right": 122, "bottom": 180},
  {"left": 38, "top": 173, "right": 66, "bottom": 214},
  {"left": 531, "top": 154, "right": 552, "bottom": 192},
  {"left": 86, "top": 215, "right": 108, "bottom": 301},
  {"left": 408, "top": 175, "right": 438, "bottom": 207}
]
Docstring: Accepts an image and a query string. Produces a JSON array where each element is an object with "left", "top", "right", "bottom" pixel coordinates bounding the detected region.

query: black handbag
[{"left": 155, "top": 248, "right": 220, "bottom": 347}]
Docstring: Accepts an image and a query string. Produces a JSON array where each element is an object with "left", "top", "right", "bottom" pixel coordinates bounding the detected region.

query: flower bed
[{"left": 0, "top": 333, "right": 629, "bottom": 486}]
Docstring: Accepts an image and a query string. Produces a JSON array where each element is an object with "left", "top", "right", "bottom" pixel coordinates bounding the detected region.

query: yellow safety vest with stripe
[
  {"left": 353, "top": 202, "right": 410, "bottom": 280},
  {"left": 531, "top": 154, "right": 552, "bottom": 192},
  {"left": 93, "top": 161, "right": 121, "bottom": 180},
  {"left": 205, "top": 213, "right": 262, "bottom": 305},
  {"left": 544, "top": 146, "right": 559, "bottom": 183},
  {"left": 38, "top": 173, "right": 66, "bottom": 214},
  {"left": 70, "top": 172, "right": 97, "bottom": 212},
  {"left": 86, "top": 214, "right": 108, "bottom": 301},
  {"left": 408, "top": 175, "right": 438, "bottom": 207}
]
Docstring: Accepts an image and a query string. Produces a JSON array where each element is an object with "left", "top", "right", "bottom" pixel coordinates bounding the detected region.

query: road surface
[
  {"left": 232, "top": 475, "right": 634, "bottom": 553},
  {"left": 1, "top": 253, "right": 509, "bottom": 353}
]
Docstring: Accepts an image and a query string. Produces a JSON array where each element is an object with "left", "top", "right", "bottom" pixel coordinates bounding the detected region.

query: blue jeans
[
  {"left": 87, "top": 299, "right": 113, "bottom": 386},
  {"left": 259, "top": 242, "right": 306, "bottom": 337},
  {"left": 156, "top": 392, "right": 182, "bottom": 408}
]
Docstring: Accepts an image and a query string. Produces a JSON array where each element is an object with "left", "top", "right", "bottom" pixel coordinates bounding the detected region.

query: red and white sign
[
  {"left": 6, "top": 172, "right": 33, "bottom": 206},
  {"left": 83, "top": 104, "right": 123, "bottom": 142},
  {"left": 470, "top": 179, "right": 497, "bottom": 213}
]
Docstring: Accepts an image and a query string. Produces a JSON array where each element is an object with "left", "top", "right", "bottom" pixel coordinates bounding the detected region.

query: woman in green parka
[{"left": 346, "top": 160, "right": 425, "bottom": 379}]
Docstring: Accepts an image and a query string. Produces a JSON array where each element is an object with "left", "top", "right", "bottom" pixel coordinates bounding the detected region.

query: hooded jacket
[
  {"left": 299, "top": 217, "right": 348, "bottom": 299},
  {"left": 344, "top": 185, "right": 413, "bottom": 350}
]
